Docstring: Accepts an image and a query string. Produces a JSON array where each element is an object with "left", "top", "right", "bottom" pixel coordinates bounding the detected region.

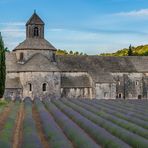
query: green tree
[
  {"left": 74, "top": 51, "right": 79, "bottom": 55},
  {"left": 69, "top": 51, "right": 73, "bottom": 55},
  {"left": 0, "top": 33, "right": 6, "bottom": 98},
  {"left": 128, "top": 45, "right": 133, "bottom": 56}
]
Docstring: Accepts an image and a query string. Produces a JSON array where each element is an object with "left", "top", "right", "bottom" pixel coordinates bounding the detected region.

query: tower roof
[
  {"left": 26, "top": 12, "right": 44, "bottom": 25},
  {"left": 13, "top": 38, "right": 56, "bottom": 51}
]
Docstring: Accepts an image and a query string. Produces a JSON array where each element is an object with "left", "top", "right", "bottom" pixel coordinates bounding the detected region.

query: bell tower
[
  {"left": 26, "top": 11, "right": 44, "bottom": 39},
  {"left": 13, "top": 11, "right": 57, "bottom": 63}
]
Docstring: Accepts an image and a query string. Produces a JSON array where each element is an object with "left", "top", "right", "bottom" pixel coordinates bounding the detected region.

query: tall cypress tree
[
  {"left": 0, "top": 32, "right": 6, "bottom": 98},
  {"left": 128, "top": 44, "right": 133, "bottom": 56}
]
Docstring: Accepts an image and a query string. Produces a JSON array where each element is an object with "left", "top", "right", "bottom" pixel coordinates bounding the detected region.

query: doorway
[{"left": 138, "top": 95, "right": 142, "bottom": 100}]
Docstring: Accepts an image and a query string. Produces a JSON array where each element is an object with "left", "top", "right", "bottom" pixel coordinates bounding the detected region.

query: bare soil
[
  {"left": 12, "top": 103, "right": 24, "bottom": 148},
  {"left": 32, "top": 104, "right": 50, "bottom": 148}
]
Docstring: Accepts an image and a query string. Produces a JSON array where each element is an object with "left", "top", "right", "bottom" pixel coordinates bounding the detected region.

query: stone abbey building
[{"left": 4, "top": 12, "right": 148, "bottom": 100}]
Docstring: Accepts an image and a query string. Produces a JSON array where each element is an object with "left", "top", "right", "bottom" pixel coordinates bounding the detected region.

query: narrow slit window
[
  {"left": 20, "top": 52, "right": 24, "bottom": 61},
  {"left": 104, "top": 92, "right": 108, "bottom": 98},
  {"left": 34, "top": 27, "right": 39, "bottom": 37},
  {"left": 28, "top": 83, "right": 32, "bottom": 92},
  {"left": 136, "top": 80, "right": 139, "bottom": 86},
  {"left": 53, "top": 53, "right": 56, "bottom": 62},
  {"left": 43, "top": 83, "right": 47, "bottom": 92}
]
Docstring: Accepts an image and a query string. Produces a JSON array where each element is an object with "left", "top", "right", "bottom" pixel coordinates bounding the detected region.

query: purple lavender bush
[
  {"left": 44, "top": 99, "right": 100, "bottom": 148},
  {"left": 22, "top": 99, "right": 43, "bottom": 148},
  {"left": 35, "top": 99, "right": 73, "bottom": 148},
  {"left": 61, "top": 99, "right": 148, "bottom": 148},
  {"left": 70, "top": 99, "right": 148, "bottom": 139}
]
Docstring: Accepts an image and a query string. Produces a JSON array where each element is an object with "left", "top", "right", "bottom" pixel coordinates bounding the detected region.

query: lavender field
[{"left": 0, "top": 99, "right": 148, "bottom": 148}]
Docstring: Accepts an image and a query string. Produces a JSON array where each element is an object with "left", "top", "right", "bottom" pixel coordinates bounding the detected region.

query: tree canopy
[
  {"left": 100, "top": 44, "right": 148, "bottom": 56},
  {"left": 128, "top": 45, "right": 133, "bottom": 56},
  {"left": 56, "top": 49, "right": 86, "bottom": 56},
  {"left": 0, "top": 33, "right": 6, "bottom": 98}
]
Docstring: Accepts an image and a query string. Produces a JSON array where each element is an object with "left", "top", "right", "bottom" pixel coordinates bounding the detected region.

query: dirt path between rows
[
  {"left": 32, "top": 105, "right": 50, "bottom": 148},
  {"left": 0, "top": 103, "right": 13, "bottom": 132},
  {"left": 12, "top": 103, "right": 24, "bottom": 148}
]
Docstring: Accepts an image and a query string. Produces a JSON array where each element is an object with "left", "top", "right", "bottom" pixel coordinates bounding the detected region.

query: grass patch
[{"left": 0, "top": 100, "right": 8, "bottom": 106}]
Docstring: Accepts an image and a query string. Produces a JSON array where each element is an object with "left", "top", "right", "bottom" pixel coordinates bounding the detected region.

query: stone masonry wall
[
  {"left": 95, "top": 83, "right": 116, "bottom": 99},
  {"left": 19, "top": 72, "right": 61, "bottom": 99},
  {"left": 111, "top": 73, "right": 144, "bottom": 99},
  {"left": 61, "top": 72, "right": 93, "bottom": 99},
  {"left": 15, "top": 50, "right": 55, "bottom": 62}
]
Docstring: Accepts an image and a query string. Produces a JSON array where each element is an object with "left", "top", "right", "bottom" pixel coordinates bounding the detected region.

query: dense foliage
[
  {"left": 100, "top": 44, "right": 148, "bottom": 56},
  {"left": 56, "top": 49, "right": 86, "bottom": 56},
  {"left": 0, "top": 33, "right": 6, "bottom": 98}
]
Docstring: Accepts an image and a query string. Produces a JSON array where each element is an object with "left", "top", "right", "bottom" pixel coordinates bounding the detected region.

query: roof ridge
[
  {"left": 26, "top": 12, "right": 44, "bottom": 25},
  {"left": 22, "top": 53, "right": 48, "bottom": 65},
  {"left": 13, "top": 38, "right": 56, "bottom": 51}
]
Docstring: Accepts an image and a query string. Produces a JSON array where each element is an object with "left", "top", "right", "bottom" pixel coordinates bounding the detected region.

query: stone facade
[
  {"left": 96, "top": 83, "right": 116, "bottom": 99},
  {"left": 4, "top": 12, "right": 148, "bottom": 100},
  {"left": 19, "top": 72, "right": 61, "bottom": 100}
]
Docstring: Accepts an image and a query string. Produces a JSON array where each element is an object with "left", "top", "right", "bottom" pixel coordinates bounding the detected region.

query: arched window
[
  {"left": 20, "top": 52, "right": 24, "bottom": 61},
  {"left": 42, "top": 83, "right": 47, "bottom": 92},
  {"left": 28, "top": 83, "right": 32, "bottom": 92},
  {"left": 136, "top": 80, "right": 139, "bottom": 86},
  {"left": 104, "top": 92, "right": 108, "bottom": 98},
  {"left": 34, "top": 27, "right": 39, "bottom": 37},
  {"left": 118, "top": 93, "right": 122, "bottom": 98}
]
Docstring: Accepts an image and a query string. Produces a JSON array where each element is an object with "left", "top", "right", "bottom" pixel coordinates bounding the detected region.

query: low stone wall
[
  {"left": 4, "top": 88, "right": 22, "bottom": 101},
  {"left": 61, "top": 87, "right": 93, "bottom": 99},
  {"left": 95, "top": 83, "right": 116, "bottom": 99}
]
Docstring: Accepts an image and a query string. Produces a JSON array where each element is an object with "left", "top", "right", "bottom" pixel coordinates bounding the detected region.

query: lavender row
[
  {"left": 0, "top": 102, "right": 19, "bottom": 148},
  {"left": 126, "top": 100, "right": 148, "bottom": 108},
  {"left": 81, "top": 99, "right": 148, "bottom": 129},
  {"left": 34, "top": 99, "right": 73, "bottom": 148},
  {"left": 92, "top": 99, "right": 148, "bottom": 121},
  {"left": 70, "top": 99, "right": 148, "bottom": 139},
  {"left": 100, "top": 100, "right": 148, "bottom": 118},
  {"left": 61, "top": 99, "right": 148, "bottom": 148},
  {"left": 22, "top": 99, "right": 43, "bottom": 148},
  {"left": 110, "top": 100, "right": 148, "bottom": 111},
  {"left": 44, "top": 100, "right": 100, "bottom": 148},
  {"left": 53, "top": 99, "right": 129, "bottom": 148},
  {"left": 92, "top": 100, "right": 148, "bottom": 122},
  {"left": 104, "top": 99, "right": 148, "bottom": 112}
]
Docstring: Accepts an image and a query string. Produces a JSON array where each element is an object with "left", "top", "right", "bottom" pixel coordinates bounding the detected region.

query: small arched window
[
  {"left": 20, "top": 52, "right": 24, "bottom": 61},
  {"left": 28, "top": 83, "right": 32, "bottom": 92},
  {"left": 42, "top": 83, "right": 47, "bottom": 92},
  {"left": 136, "top": 80, "right": 139, "bottom": 86},
  {"left": 34, "top": 27, "right": 39, "bottom": 37},
  {"left": 118, "top": 93, "right": 122, "bottom": 98},
  {"left": 104, "top": 92, "right": 108, "bottom": 98}
]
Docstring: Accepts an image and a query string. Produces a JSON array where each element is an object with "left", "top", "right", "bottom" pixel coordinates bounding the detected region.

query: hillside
[{"left": 100, "top": 45, "right": 148, "bottom": 56}]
